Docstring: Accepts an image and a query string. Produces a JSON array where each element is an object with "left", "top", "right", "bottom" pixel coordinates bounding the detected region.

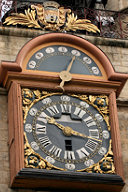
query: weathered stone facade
[
  {"left": 118, "top": 105, "right": 128, "bottom": 192},
  {"left": 106, "top": 0, "right": 128, "bottom": 11},
  {"left": 0, "top": 1, "right": 128, "bottom": 191}
]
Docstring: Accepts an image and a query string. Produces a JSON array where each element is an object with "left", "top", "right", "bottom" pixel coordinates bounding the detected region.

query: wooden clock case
[{"left": 0, "top": 33, "right": 128, "bottom": 192}]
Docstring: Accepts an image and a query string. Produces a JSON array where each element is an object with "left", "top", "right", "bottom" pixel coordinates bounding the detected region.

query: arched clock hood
[{"left": 0, "top": 33, "right": 128, "bottom": 96}]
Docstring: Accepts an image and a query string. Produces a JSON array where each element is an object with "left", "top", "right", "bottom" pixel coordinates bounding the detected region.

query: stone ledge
[
  {"left": 0, "top": 86, "right": 128, "bottom": 107},
  {"left": 0, "top": 27, "right": 128, "bottom": 48},
  {"left": 0, "top": 88, "right": 7, "bottom": 95},
  {"left": 117, "top": 98, "right": 128, "bottom": 107},
  {"left": 0, "top": 26, "right": 47, "bottom": 38}
]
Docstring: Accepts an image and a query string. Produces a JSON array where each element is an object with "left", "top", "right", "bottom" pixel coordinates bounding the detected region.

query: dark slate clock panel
[
  {"left": 26, "top": 45, "right": 102, "bottom": 76},
  {"left": 24, "top": 94, "right": 110, "bottom": 171}
]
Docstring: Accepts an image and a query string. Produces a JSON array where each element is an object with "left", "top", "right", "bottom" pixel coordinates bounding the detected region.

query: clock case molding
[{"left": 0, "top": 33, "right": 128, "bottom": 191}]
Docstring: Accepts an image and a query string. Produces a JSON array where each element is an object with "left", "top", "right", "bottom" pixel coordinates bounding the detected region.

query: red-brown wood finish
[
  {"left": 109, "top": 91, "right": 124, "bottom": 179},
  {"left": 8, "top": 82, "right": 24, "bottom": 186}
]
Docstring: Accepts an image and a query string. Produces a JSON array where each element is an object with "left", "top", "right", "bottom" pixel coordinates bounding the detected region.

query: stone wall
[
  {"left": 119, "top": 0, "right": 128, "bottom": 10},
  {"left": 106, "top": 0, "right": 128, "bottom": 11},
  {"left": 106, "top": 0, "right": 119, "bottom": 11},
  {"left": 118, "top": 106, "right": 128, "bottom": 192},
  {"left": 0, "top": 91, "right": 10, "bottom": 192},
  {"left": 0, "top": 27, "right": 128, "bottom": 192}
]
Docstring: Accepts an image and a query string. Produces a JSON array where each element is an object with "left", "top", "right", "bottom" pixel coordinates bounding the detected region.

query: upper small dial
[{"left": 26, "top": 45, "right": 102, "bottom": 76}]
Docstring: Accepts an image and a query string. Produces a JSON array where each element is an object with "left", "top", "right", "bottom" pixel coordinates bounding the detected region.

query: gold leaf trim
[
  {"left": 24, "top": 132, "right": 66, "bottom": 171},
  {"left": 65, "top": 13, "right": 100, "bottom": 33},
  {"left": 78, "top": 140, "right": 115, "bottom": 174},
  {"left": 4, "top": 4, "right": 100, "bottom": 33},
  {"left": 4, "top": 9, "right": 41, "bottom": 28}
]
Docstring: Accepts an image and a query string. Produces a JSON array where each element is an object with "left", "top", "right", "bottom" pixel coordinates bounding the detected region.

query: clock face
[
  {"left": 26, "top": 45, "right": 102, "bottom": 76},
  {"left": 24, "top": 94, "right": 110, "bottom": 171}
]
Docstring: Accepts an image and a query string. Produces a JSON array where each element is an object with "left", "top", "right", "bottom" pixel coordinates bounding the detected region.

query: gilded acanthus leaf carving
[
  {"left": 78, "top": 140, "right": 115, "bottom": 174},
  {"left": 65, "top": 13, "right": 100, "bottom": 33},
  {"left": 4, "top": 9, "right": 41, "bottom": 28},
  {"left": 24, "top": 133, "right": 65, "bottom": 170},
  {"left": 3, "top": 1, "right": 100, "bottom": 33},
  {"left": 33, "top": 90, "right": 41, "bottom": 99}
]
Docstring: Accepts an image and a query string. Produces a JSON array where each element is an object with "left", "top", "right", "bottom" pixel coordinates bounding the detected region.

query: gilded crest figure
[{"left": 4, "top": 1, "right": 100, "bottom": 33}]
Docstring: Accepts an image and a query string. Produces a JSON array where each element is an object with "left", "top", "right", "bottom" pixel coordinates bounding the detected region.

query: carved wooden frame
[{"left": 0, "top": 33, "right": 128, "bottom": 191}]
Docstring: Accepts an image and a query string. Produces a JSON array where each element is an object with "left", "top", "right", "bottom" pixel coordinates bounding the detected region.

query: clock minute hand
[{"left": 70, "top": 129, "right": 102, "bottom": 142}]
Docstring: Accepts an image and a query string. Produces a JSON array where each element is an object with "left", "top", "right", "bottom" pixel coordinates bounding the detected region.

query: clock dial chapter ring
[
  {"left": 32, "top": 101, "right": 103, "bottom": 163},
  {"left": 26, "top": 45, "right": 102, "bottom": 78},
  {"left": 24, "top": 94, "right": 110, "bottom": 171}
]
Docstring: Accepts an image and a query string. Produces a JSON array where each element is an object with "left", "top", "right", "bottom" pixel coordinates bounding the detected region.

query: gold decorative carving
[
  {"left": 22, "top": 89, "right": 61, "bottom": 123},
  {"left": 79, "top": 140, "right": 115, "bottom": 174},
  {"left": 24, "top": 132, "right": 65, "bottom": 171},
  {"left": 72, "top": 94, "right": 88, "bottom": 101},
  {"left": 22, "top": 89, "right": 115, "bottom": 173},
  {"left": 89, "top": 95, "right": 110, "bottom": 131},
  {"left": 4, "top": 1, "right": 100, "bottom": 33},
  {"left": 4, "top": 9, "right": 41, "bottom": 28}
]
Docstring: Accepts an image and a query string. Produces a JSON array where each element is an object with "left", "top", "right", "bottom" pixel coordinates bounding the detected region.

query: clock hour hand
[
  {"left": 66, "top": 56, "right": 75, "bottom": 72},
  {"left": 47, "top": 116, "right": 101, "bottom": 142},
  {"left": 46, "top": 116, "right": 65, "bottom": 130}
]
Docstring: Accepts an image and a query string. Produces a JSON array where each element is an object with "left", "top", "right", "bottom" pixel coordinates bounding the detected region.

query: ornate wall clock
[
  {"left": 0, "top": 33, "right": 128, "bottom": 191},
  {"left": 23, "top": 92, "right": 112, "bottom": 172}
]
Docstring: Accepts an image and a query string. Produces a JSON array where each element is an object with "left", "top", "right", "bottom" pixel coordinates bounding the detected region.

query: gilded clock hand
[
  {"left": 66, "top": 56, "right": 75, "bottom": 72},
  {"left": 57, "top": 71, "right": 72, "bottom": 91},
  {"left": 46, "top": 116, "right": 65, "bottom": 130},
  {"left": 70, "top": 129, "right": 101, "bottom": 142},
  {"left": 47, "top": 116, "right": 101, "bottom": 142},
  {"left": 57, "top": 56, "right": 75, "bottom": 91}
]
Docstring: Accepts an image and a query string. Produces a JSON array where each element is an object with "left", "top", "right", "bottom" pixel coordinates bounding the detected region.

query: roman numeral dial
[{"left": 24, "top": 93, "right": 110, "bottom": 171}]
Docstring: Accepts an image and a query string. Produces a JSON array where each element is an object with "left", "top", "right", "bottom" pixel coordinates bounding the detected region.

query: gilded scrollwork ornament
[
  {"left": 72, "top": 94, "right": 88, "bottom": 101},
  {"left": 80, "top": 140, "right": 115, "bottom": 174},
  {"left": 89, "top": 95, "right": 110, "bottom": 131},
  {"left": 3, "top": 1, "right": 100, "bottom": 34},
  {"left": 22, "top": 89, "right": 61, "bottom": 123},
  {"left": 22, "top": 88, "right": 42, "bottom": 123},
  {"left": 22, "top": 88, "right": 34, "bottom": 105},
  {"left": 24, "top": 133, "right": 65, "bottom": 170}
]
